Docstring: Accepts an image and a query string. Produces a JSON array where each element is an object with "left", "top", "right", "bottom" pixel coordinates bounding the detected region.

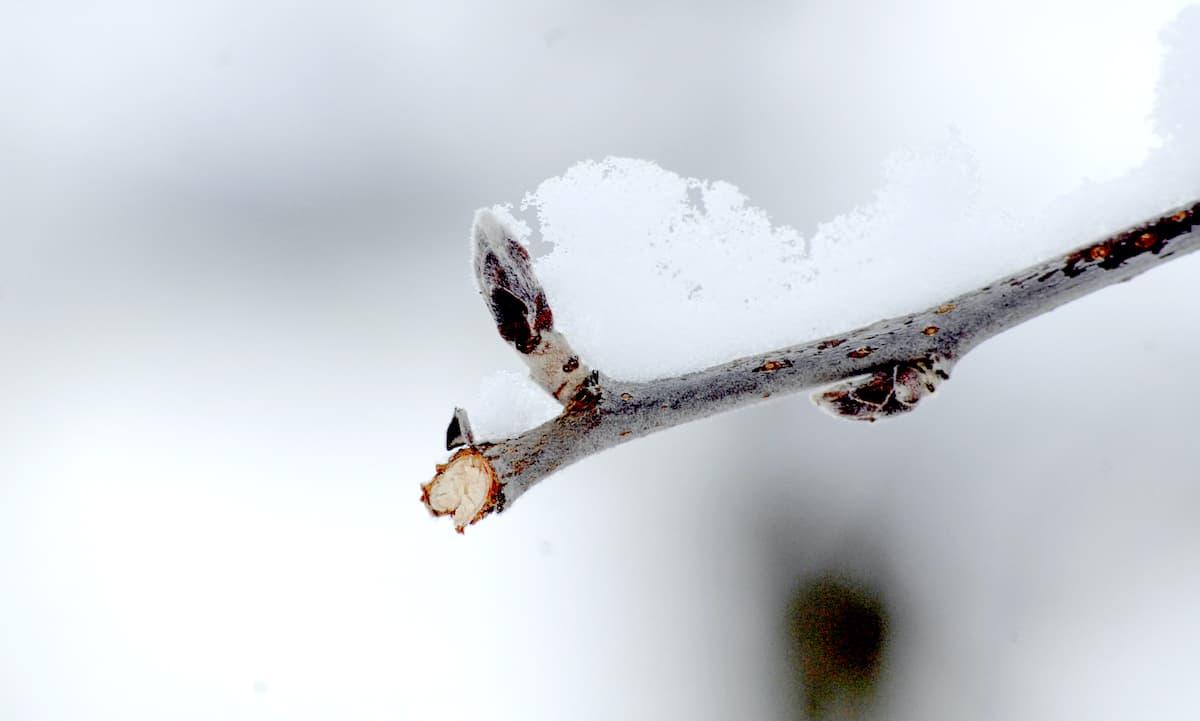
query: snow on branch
[{"left": 422, "top": 201, "right": 1199, "bottom": 532}]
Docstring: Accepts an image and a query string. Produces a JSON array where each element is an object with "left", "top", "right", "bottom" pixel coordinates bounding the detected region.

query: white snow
[
  {"left": 467, "top": 370, "right": 563, "bottom": 440},
  {"left": 504, "top": 157, "right": 807, "bottom": 379},
  {"left": 488, "top": 7, "right": 1200, "bottom": 383}
]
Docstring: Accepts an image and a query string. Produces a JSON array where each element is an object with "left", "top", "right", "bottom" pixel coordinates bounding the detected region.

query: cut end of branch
[
  {"left": 813, "top": 354, "right": 952, "bottom": 422},
  {"left": 420, "top": 447, "right": 502, "bottom": 533}
]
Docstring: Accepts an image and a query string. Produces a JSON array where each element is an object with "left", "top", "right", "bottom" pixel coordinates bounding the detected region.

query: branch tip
[
  {"left": 470, "top": 208, "right": 593, "bottom": 403},
  {"left": 472, "top": 209, "right": 551, "bottom": 355}
]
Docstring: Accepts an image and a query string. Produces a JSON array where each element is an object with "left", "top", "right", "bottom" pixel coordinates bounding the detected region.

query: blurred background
[{"left": 2, "top": 2, "right": 1198, "bottom": 719}]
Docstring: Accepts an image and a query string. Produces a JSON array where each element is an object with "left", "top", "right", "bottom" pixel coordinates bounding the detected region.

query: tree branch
[{"left": 421, "top": 201, "right": 1199, "bottom": 532}]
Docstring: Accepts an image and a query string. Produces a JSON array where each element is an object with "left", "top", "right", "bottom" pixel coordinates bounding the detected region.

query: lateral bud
[
  {"left": 445, "top": 407, "right": 475, "bottom": 450},
  {"left": 813, "top": 354, "right": 953, "bottom": 422}
]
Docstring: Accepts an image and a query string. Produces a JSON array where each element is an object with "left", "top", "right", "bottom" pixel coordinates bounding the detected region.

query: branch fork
[{"left": 422, "top": 202, "right": 1199, "bottom": 532}]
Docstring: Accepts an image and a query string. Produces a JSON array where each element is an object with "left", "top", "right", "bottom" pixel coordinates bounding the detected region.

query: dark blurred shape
[{"left": 786, "top": 575, "right": 888, "bottom": 719}]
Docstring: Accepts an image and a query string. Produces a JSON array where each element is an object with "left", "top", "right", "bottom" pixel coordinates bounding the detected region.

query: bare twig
[{"left": 422, "top": 201, "right": 1199, "bottom": 532}]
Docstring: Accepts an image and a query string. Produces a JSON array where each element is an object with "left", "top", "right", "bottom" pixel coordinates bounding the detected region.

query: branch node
[{"left": 564, "top": 370, "right": 602, "bottom": 414}]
